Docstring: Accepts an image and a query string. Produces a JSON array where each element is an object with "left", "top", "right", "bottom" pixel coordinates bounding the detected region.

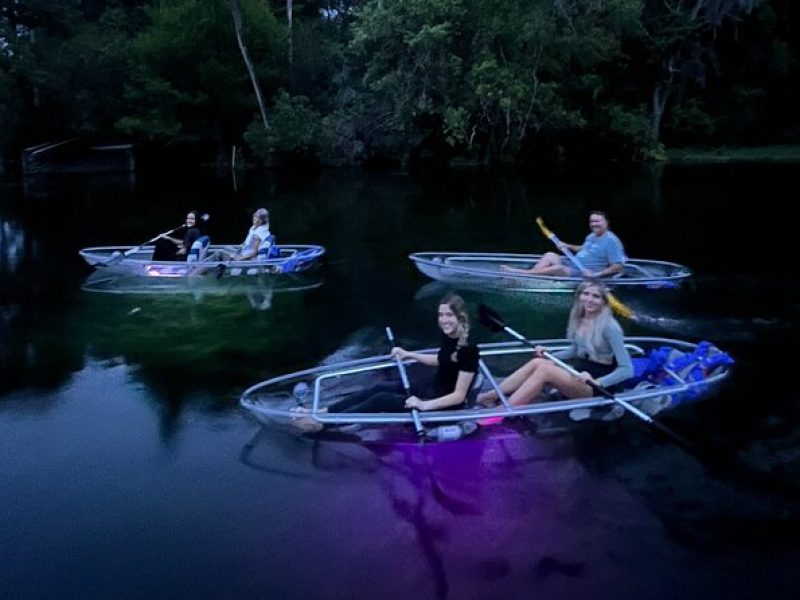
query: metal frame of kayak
[
  {"left": 409, "top": 252, "right": 692, "bottom": 293},
  {"left": 240, "top": 337, "right": 730, "bottom": 429},
  {"left": 79, "top": 244, "right": 325, "bottom": 277}
]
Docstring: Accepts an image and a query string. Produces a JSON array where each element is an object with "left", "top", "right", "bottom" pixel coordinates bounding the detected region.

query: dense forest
[{"left": 1, "top": 0, "right": 798, "bottom": 169}]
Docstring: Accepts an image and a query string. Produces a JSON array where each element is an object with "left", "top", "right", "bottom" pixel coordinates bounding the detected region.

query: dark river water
[{"left": 1, "top": 164, "right": 799, "bottom": 598}]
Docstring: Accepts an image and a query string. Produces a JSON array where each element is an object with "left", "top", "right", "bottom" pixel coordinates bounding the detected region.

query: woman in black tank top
[{"left": 291, "top": 294, "right": 479, "bottom": 432}]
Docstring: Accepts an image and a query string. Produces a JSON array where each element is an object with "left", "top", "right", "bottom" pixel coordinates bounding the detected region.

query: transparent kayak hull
[
  {"left": 81, "top": 269, "right": 324, "bottom": 296},
  {"left": 409, "top": 252, "right": 692, "bottom": 293},
  {"left": 79, "top": 244, "right": 325, "bottom": 277},
  {"left": 240, "top": 337, "right": 731, "bottom": 436}
]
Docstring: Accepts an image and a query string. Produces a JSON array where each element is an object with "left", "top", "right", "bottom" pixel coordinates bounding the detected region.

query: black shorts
[{"left": 568, "top": 358, "right": 615, "bottom": 396}]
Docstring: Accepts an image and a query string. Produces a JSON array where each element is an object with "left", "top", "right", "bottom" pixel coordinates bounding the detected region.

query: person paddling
[
  {"left": 291, "top": 294, "right": 479, "bottom": 432},
  {"left": 151, "top": 210, "right": 204, "bottom": 262},
  {"left": 477, "top": 280, "right": 633, "bottom": 407},
  {"left": 502, "top": 211, "right": 627, "bottom": 278}
]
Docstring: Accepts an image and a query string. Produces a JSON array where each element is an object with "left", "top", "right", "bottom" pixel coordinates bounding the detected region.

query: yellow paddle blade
[
  {"left": 607, "top": 292, "right": 635, "bottom": 320},
  {"left": 535, "top": 217, "right": 553, "bottom": 238}
]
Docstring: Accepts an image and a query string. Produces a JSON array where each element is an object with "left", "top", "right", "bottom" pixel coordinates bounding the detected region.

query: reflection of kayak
[
  {"left": 409, "top": 252, "right": 692, "bottom": 293},
  {"left": 81, "top": 269, "right": 324, "bottom": 297},
  {"left": 240, "top": 337, "right": 733, "bottom": 440},
  {"left": 79, "top": 244, "right": 325, "bottom": 277}
]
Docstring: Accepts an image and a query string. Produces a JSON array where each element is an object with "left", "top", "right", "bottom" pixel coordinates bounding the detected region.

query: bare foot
[
  {"left": 290, "top": 406, "right": 324, "bottom": 433},
  {"left": 477, "top": 391, "right": 499, "bottom": 407}
]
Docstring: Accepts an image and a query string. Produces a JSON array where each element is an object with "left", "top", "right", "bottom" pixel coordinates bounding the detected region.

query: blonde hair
[
  {"left": 565, "top": 280, "right": 616, "bottom": 358},
  {"left": 439, "top": 293, "right": 470, "bottom": 347},
  {"left": 253, "top": 208, "right": 269, "bottom": 225}
]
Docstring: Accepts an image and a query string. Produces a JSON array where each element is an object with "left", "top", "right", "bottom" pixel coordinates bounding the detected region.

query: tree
[
  {"left": 642, "top": 0, "right": 767, "bottom": 145},
  {"left": 230, "top": 0, "right": 270, "bottom": 131},
  {"left": 117, "top": 0, "right": 281, "bottom": 160}
]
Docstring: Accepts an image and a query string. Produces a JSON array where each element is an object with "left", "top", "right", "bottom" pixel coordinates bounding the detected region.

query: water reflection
[
  {"left": 22, "top": 172, "right": 135, "bottom": 200},
  {"left": 1, "top": 219, "right": 26, "bottom": 273},
  {"left": 238, "top": 422, "right": 571, "bottom": 598},
  {"left": 81, "top": 269, "right": 324, "bottom": 311},
  {"left": 1, "top": 212, "right": 86, "bottom": 394},
  {"left": 416, "top": 273, "right": 800, "bottom": 343},
  {"left": 71, "top": 285, "right": 329, "bottom": 396}
]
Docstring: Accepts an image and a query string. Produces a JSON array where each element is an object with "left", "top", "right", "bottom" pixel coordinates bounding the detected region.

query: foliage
[
  {"left": 0, "top": 66, "right": 25, "bottom": 157},
  {"left": 118, "top": 0, "right": 281, "bottom": 151},
  {"left": 1, "top": 1, "right": 145, "bottom": 142},
  {"left": 244, "top": 90, "right": 323, "bottom": 160},
  {"left": 1, "top": 0, "right": 799, "bottom": 166}
]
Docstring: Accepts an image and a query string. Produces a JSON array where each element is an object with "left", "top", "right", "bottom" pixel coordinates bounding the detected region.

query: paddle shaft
[
  {"left": 130, "top": 224, "right": 186, "bottom": 256},
  {"left": 543, "top": 349, "right": 696, "bottom": 447},
  {"left": 540, "top": 350, "right": 653, "bottom": 423},
  {"left": 129, "top": 214, "right": 210, "bottom": 258},
  {"left": 385, "top": 327, "right": 425, "bottom": 437},
  {"left": 479, "top": 303, "right": 695, "bottom": 449},
  {"left": 540, "top": 228, "right": 586, "bottom": 275},
  {"left": 536, "top": 217, "right": 635, "bottom": 320},
  {"left": 101, "top": 224, "right": 186, "bottom": 266},
  {"left": 492, "top": 318, "right": 652, "bottom": 420}
]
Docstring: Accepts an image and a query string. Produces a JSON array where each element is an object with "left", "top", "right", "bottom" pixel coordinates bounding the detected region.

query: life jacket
[{"left": 630, "top": 341, "right": 735, "bottom": 407}]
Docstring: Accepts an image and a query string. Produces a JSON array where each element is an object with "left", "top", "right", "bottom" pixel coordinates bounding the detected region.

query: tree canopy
[{"left": 1, "top": 0, "right": 798, "bottom": 167}]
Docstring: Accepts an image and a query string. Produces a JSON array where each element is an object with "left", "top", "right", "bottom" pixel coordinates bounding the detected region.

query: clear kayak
[
  {"left": 409, "top": 252, "right": 692, "bottom": 293},
  {"left": 79, "top": 244, "right": 325, "bottom": 277},
  {"left": 240, "top": 337, "right": 733, "bottom": 441},
  {"left": 81, "top": 268, "right": 324, "bottom": 298}
]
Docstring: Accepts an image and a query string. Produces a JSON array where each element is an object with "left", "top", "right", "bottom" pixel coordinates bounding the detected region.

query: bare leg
[
  {"left": 500, "top": 252, "right": 572, "bottom": 276},
  {"left": 507, "top": 363, "right": 593, "bottom": 406},
  {"left": 477, "top": 357, "right": 549, "bottom": 406}
]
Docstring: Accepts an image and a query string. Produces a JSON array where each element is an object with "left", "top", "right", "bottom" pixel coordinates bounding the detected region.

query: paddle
[
  {"left": 385, "top": 326, "right": 425, "bottom": 438},
  {"left": 106, "top": 213, "right": 210, "bottom": 265},
  {"left": 535, "top": 217, "right": 635, "bottom": 320},
  {"left": 477, "top": 303, "right": 697, "bottom": 451}
]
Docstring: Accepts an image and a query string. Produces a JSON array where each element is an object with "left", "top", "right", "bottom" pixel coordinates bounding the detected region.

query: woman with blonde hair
[
  {"left": 477, "top": 280, "right": 633, "bottom": 407},
  {"left": 234, "top": 207, "right": 271, "bottom": 260}
]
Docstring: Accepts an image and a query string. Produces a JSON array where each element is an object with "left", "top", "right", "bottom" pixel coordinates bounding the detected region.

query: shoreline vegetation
[
  {"left": 5, "top": 144, "right": 800, "bottom": 179},
  {"left": 2, "top": 2, "right": 799, "bottom": 171}
]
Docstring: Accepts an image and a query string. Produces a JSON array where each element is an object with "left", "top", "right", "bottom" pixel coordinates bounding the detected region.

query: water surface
[{"left": 1, "top": 165, "right": 799, "bottom": 598}]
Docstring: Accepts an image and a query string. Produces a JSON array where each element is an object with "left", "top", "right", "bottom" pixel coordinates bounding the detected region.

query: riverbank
[{"left": 667, "top": 144, "right": 800, "bottom": 164}]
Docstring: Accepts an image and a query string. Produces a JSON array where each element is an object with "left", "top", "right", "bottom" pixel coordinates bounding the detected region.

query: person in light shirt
[
  {"left": 502, "top": 210, "right": 627, "bottom": 278},
  {"left": 234, "top": 208, "right": 271, "bottom": 260},
  {"left": 477, "top": 280, "right": 633, "bottom": 407}
]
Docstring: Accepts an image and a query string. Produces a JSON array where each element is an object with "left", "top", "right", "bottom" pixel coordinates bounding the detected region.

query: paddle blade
[
  {"left": 535, "top": 216, "right": 553, "bottom": 239},
  {"left": 607, "top": 292, "right": 635, "bottom": 320},
  {"left": 478, "top": 304, "right": 505, "bottom": 332}
]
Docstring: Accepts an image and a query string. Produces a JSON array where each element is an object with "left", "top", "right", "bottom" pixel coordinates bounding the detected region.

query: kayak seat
[
  {"left": 257, "top": 235, "right": 279, "bottom": 261},
  {"left": 187, "top": 235, "right": 210, "bottom": 262}
]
